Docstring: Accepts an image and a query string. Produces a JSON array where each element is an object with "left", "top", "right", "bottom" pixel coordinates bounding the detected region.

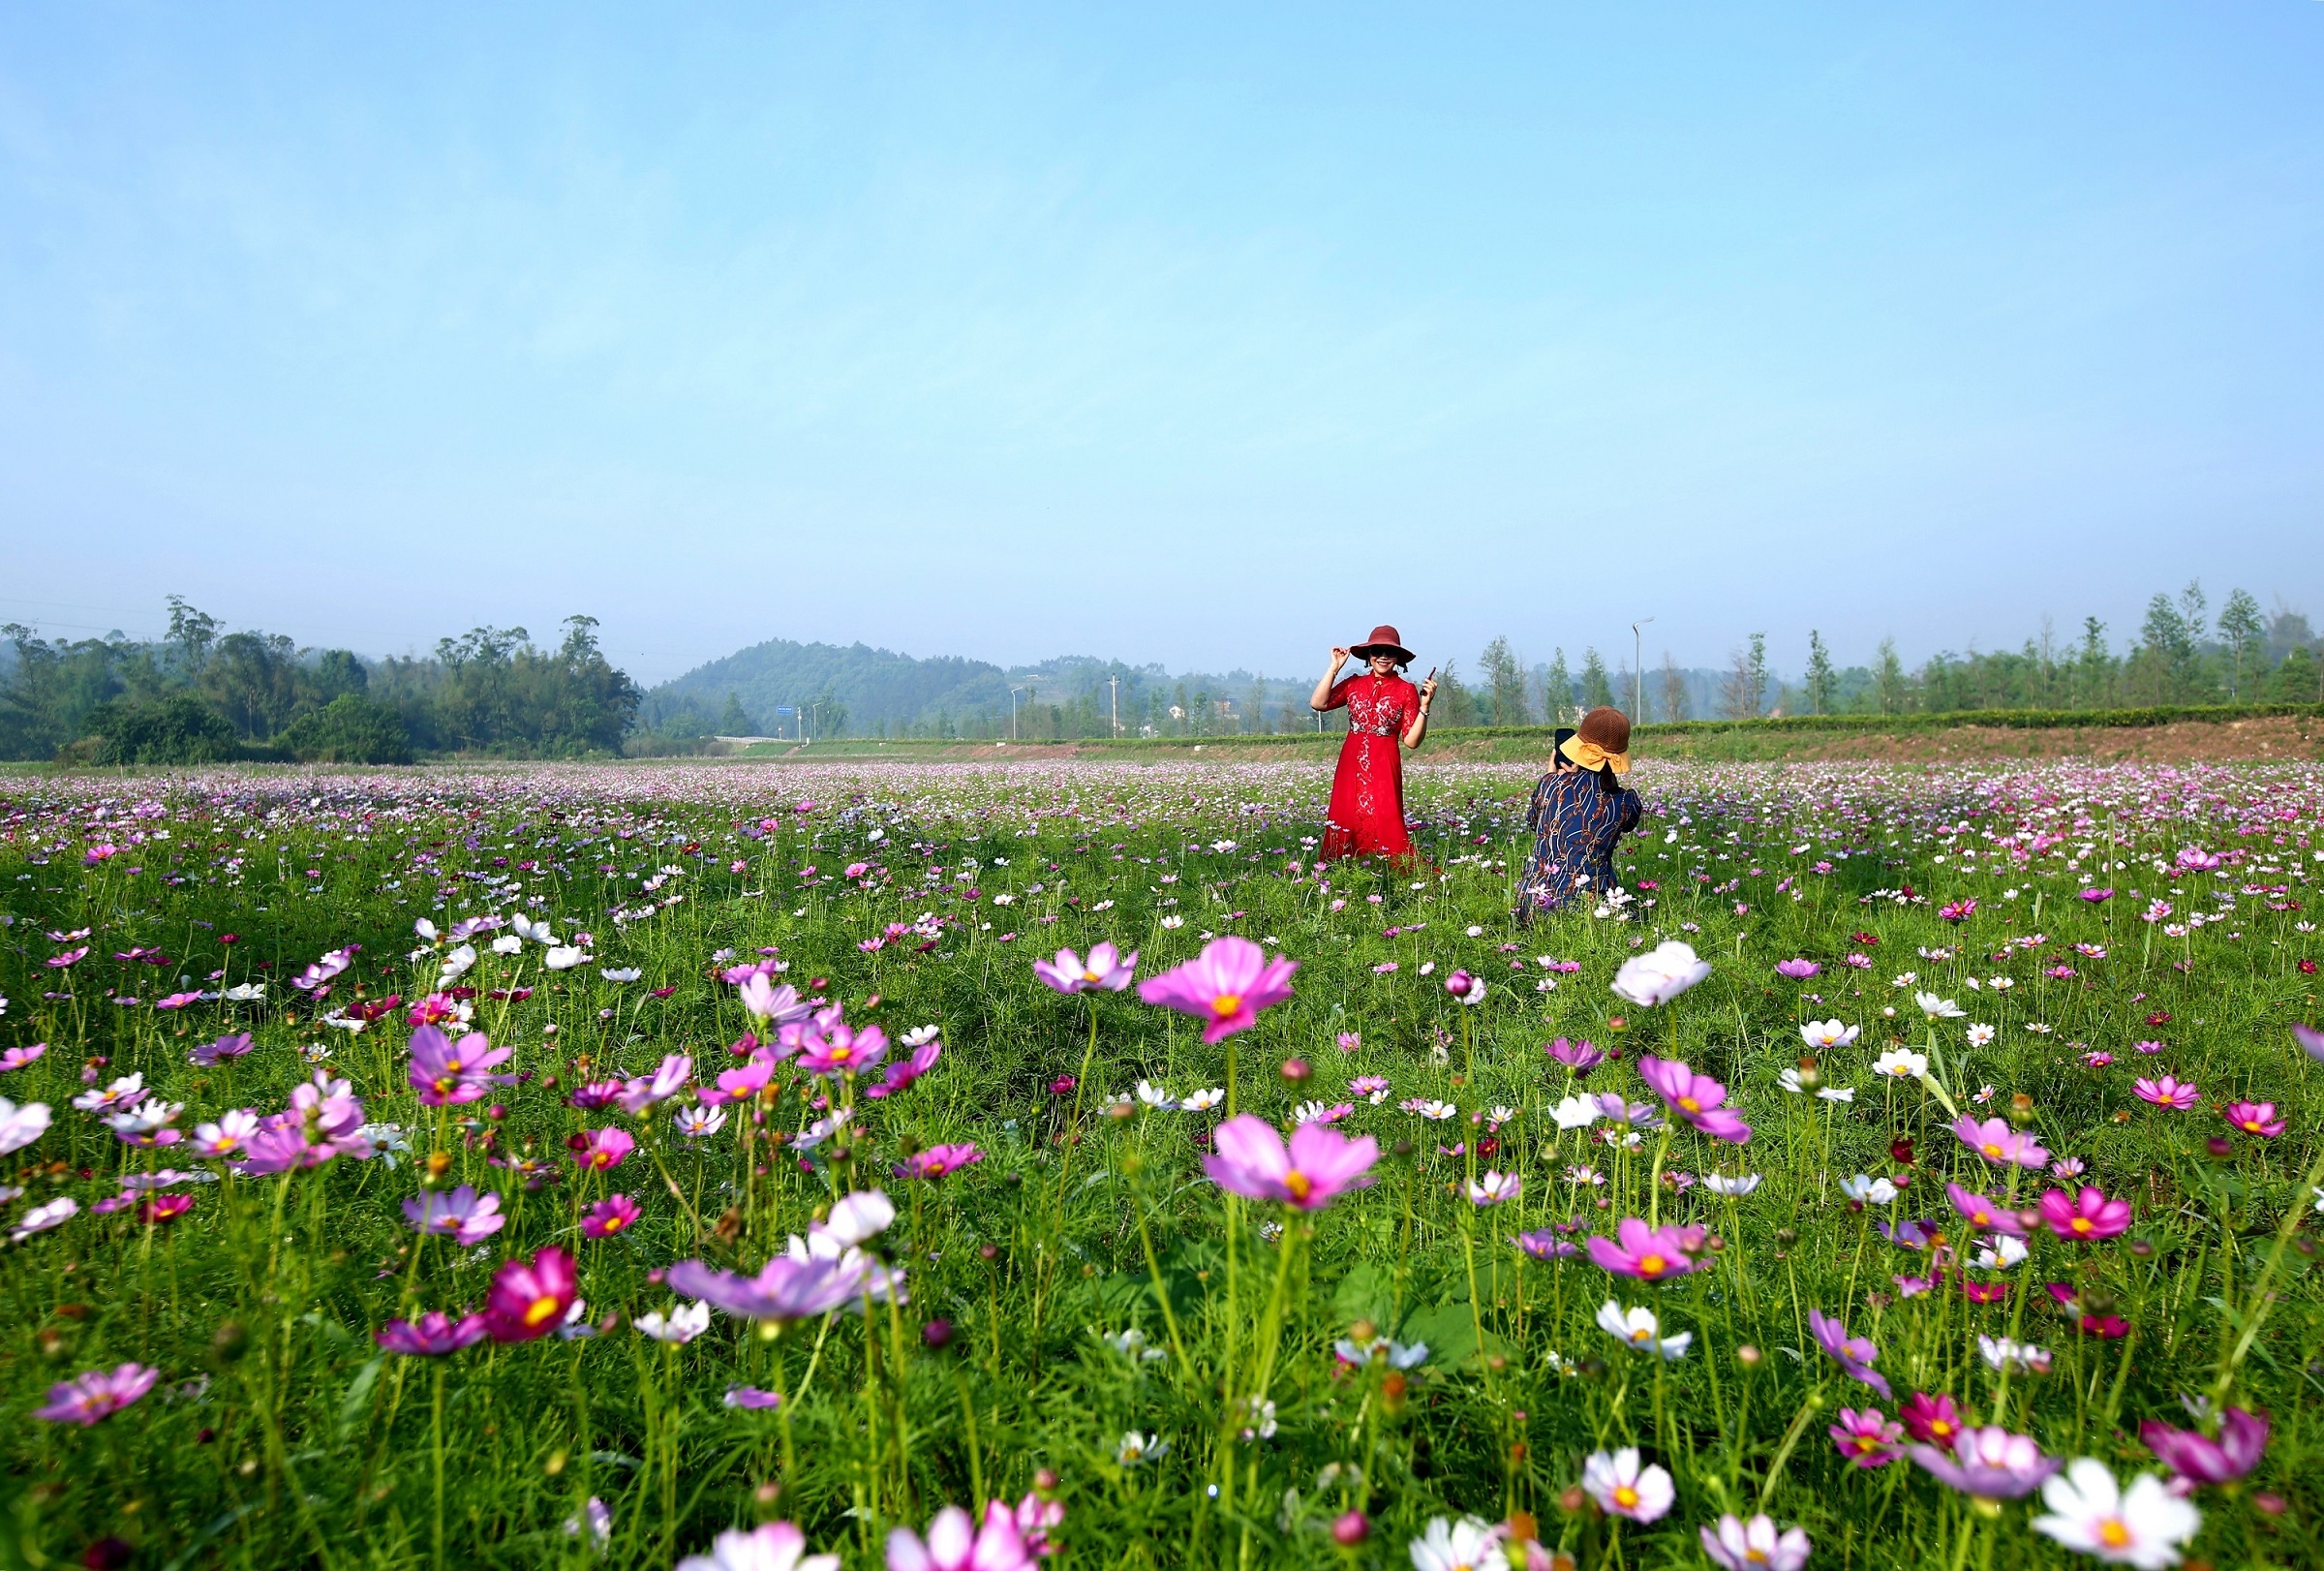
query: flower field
[{"left": 3, "top": 756, "right": 2321, "bottom": 1570}]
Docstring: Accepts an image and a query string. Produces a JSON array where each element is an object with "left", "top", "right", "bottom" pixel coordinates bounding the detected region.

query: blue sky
[{"left": 2, "top": 3, "right": 2319, "bottom": 684}]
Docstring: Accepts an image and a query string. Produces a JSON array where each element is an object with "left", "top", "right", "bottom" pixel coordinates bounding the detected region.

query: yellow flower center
[
  {"left": 1931, "top": 1420, "right": 1954, "bottom": 1438},
  {"left": 2071, "top": 1217, "right": 2093, "bottom": 1233},
  {"left": 524, "top": 1294, "right": 562, "bottom": 1328},
  {"left": 1981, "top": 1143, "right": 2004, "bottom": 1158},
  {"left": 1638, "top": 1255, "right": 1667, "bottom": 1277},
  {"left": 1210, "top": 994, "right": 1242, "bottom": 1018},
  {"left": 2098, "top": 1520, "right": 2131, "bottom": 1550},
  {"left": 1613, "top": 1486, "right": 1639, "bottom": 1509},
  {"left": 831, "top": 1044, "right": 853, "bottom": 1063},
  {"left": 1283, "top": 1170, "right": 1312, "bottom": 1201},
  {"left": 1679, "top": 1096, "right": 1700, "bottom": 1113}
]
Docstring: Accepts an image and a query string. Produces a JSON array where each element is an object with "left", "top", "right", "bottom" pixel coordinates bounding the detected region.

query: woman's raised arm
[
  {"left": 1400, "top": 672, "right": 1438, "bottom": 749},
  {"left": 1309, "top": 648, "right": 1352, "bottom": 711}
]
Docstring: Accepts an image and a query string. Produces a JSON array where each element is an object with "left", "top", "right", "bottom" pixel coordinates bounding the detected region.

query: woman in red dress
[{"left": 1310, "top": 624, "right": 1438, "bottom": 863}]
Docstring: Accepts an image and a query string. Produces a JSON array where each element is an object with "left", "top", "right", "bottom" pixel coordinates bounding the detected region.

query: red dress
[{"left": 1319, "top": 672, "right": 1420, "bottom": 862}]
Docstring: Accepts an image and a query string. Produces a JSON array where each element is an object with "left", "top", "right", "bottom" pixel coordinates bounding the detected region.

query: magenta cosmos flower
[
  {"left": 1909, "top": 1427, "right": 2060, "bottom": 1499},
  {"left": 1774, "top": 959, "right": 1820, "bottom": 980},
  {"left": 1203, "top": 1114, "right": 1376, "bottom": 1210},
  {"left": 784, "top": 1006, "right": 890, "bottom": 1079},
  {"left": 866, "top": 1038, "right": 942, "bottom": 1100},
  {"left": 2221, "top": 1100, "right": 2285, "bottom": 1138},
  {"left": 482, "top": 1246, "right": 578, "bottom": 1342},
  {"left": 1809, "top": 1309, "right": 1891, "bottom": 1399},
  {"left": 2036, "top": 1186, "right": 2131, "bottom": 1242},
  {"left": 376, "top": 1310, "right": 489, "bottom": 1356},
  {"left": 1585, "top": 1218, "right": 1706, "bottom": 1282},
  {"left": 1546, "top": 1037, "right": 1605, "bottom": 1073},
  {"left": 402, "top": 1185, "right": 506, "bottom": 1247},
  {"left": 407, "top": 1025, "right": 514, "bottom": 1107},
  {"left": 2132, "top": 1076, "right": 2199, "bottom": 1110},
  {"left": 1949, "top": 1115, "right": 2049, "bottom": 1170},
  {"left": 1946, "top": 1183, "right": 2031, "bottom": 1238},
  {"left": 894, "top": 1143, "right": 982, "bottom": 1181},
  {"left": 1138, "top": 937, "right": 1297, "bottom": 1044},
  {"left": 1636, "top": 1056, "right": 1751, "bottom": 1143},
  {"left": 1829, "top": 1407, "right": 1905, "bottom": 1468},
  {"left": 573, "top": 1128, "right": 635, "bottom": 1172},
  {"left": 1032, "top": 941, "right": 1139, "bottom": 994},
  {"left": 1900, "top": 1391, "right": 1966, "bottom": 1446},
  {"left": 33, "top": 1363, "right": 160, "bottom": 1425},
  {"left": 2140, "top": 1406, "right": 2268, "bottom": 1485},
  {"left": 668, "top": 1253, "right": 868, "bottom": 1323},
  {"left": 581, "top": 1194, "right": 642, "bottom": 1239}
]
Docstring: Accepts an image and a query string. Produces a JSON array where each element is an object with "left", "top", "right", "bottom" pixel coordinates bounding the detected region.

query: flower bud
[
  {"left": 1794, "top": 1056, "right": 1822, "bottom": 1090},
  {"left": 2008, "top": 1093, "right": 2036, "bottom": 1128},
  {"left": 1034, "top": 1468, "right": 1059, "bottom": 1493},
  {"left": 1331, "top": 1511, "right": 1369, "bottom": 1547},
  {"left": 1736, "top": 1343, "right": 1761, "bottom": 1367},
  {"left": 1348, "top": 1319, "right": 1377, "bottom": 1344},
  {"left": 1280, "top": 1058, "right": 1311, "bottom": 1084},
  {"left": 922, "top": 1318, "right": 953, "bottom": 1350}
]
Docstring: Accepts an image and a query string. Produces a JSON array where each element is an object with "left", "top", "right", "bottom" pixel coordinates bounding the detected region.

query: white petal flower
[{"left": 2031, "top": 1458, "right": 2199, "bottom": 1568}]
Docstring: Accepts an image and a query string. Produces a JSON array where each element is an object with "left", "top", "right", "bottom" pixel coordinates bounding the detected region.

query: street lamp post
[
  {"left": 1108, "top": 676, "right": 1120, "bottom": 737},
  {"left": 1632, "top": 617, "right": 1655, "bottom": 722},
  {"left": 1009, "top": 686, "right": 1026, "bottom": 740}
]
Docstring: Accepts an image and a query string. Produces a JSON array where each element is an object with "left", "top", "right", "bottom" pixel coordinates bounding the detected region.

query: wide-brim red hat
[{"left": 1350, "top": 625, "right": 1415, "bottom": 664}]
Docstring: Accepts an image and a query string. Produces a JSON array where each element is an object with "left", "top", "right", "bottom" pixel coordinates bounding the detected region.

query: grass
[{"left": 1, "top": 755, "right": 2320, "bottom": 1569}]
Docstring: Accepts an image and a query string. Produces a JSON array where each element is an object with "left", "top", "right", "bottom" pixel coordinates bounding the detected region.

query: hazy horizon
[{"left": 4, "top": 5, "right": 2319, "bottom": 685}]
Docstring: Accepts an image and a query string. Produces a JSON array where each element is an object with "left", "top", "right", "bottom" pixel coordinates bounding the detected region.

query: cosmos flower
[
  {"left": 1407, "top": 1518, "right": 1508, "bottom": 1571},
  {"left": 402, "top": 1185, "right": 506, "bottom": 1247},
  {"left": 2031, "top": 1459, "right": 2200, "bottom": 1568},
  {"left": 1945, "top": 1183, "right": 2030, "bottom": 1238},
  {"left": 1809, "top": 1309, "right": 1891, "bottom": 1398},
  {"left": 33, "top": 1363, "right": 161, "bottom": 1424},
  {"left": 1829, "top": 1407, "right": 1905, "bottom": 1468},
  {"left": 1546, "top": 1037, "right": 1605, "bottom": 1072},
  {"left": 1596, "top": 1300, "right": 1691, "bottom": 1360},
  {"left": 894, "top": 1144, "right": 983, "bottom": 1181},
  {"left": 1950, "top": 1116, "right": 2049, "bottom": 1170},
  {"left": 573, "top": 1127, "right": 636, "bottom": 1171},
  {"left": 1700, "top": 1516, "right": 1811, "bottom": 1571},
  {"left": 1033, "top": 942, "right": 1139, "bottom": 994},
  {"left": 669, "top": 1253, "right": 872, "bottom": 1324},
  {"left": 2132, "top": 1076, "right": 2199, "bottom": 1110},
  {"left": 376, "top": 1311, "right": 489, "bottom": 1356},
  {"left": 885, "top": 1501, "right": 1046, "bottom": 1571},
  {"left": 1581, "top": 1448, "right": 1673, "bottom": 1523},
  {"left": 2037, "top": 1186, "right": 2131, "bottom": 1242},
  {"left": 2220, "top": 1100, "right": 2284, "bottom": 1138},
  {"left": 0, "top": 1097, "right": 53, "bottom": 1155},
  {"left": 2138, "top": 1405, "right": 2268, "bottom": 1485},
  {"left": 674, "top": 1522, "right": 840, "bottom": 1571},
  {"left": 482, "top": 1247, "right": 579, "bottom": 1343},
  {"left": 635, "top": 1302, "right": 712, "bottom": 1344},
  {"left": 1910, "top": 1426, "right": 2061, "bottom": 1499},
  {"left": 1203, "top": 1115, "right": 1377, "bottom": 1210},
  {"left": 1137, "top": 937, "right": 1298, "bottom": 1043},
  {"left": 1636, "top": 1057, "right": 1750, "bottom": 1143},
  {"left": 1609, "top": 941, "right": 1711, "bottom": 1007},
  {"left": 1585, "top": 1218, "right": 1705, "bottom": 1281},
  {"left": 407, "top": 1026, "right": 514, "bottom": 1107},
  {"left": 1800, "top": 1020, "right": 1859, "bottom": 1049},
  {"left": 581, "top": 1194, "right": 642, "bottom": 1238}
]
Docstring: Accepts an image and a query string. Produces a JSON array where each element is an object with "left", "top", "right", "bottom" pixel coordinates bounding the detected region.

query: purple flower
[
  {"left": 574, "top": 1127, "right": 635, "bottom": 1171},
  {"left": 616, "top": 1054, "right": 692, "bottom": 1115},
  {"left": 723, "top": 1386, "right": 783, "bottom": 1409},
  {"left": 33, "top": 1363, "right": 160, "bottom": 1424},
  {"left": 0, "top": 1042, "right": 48, "bottom": 1073},
  {"left": 189, "top": 1032, "right": 254, "bottom": 1066},
  {"left": 894, "top": 1144, "right": 983, "bottom": 1181},
  {"left": 2079, "top": 888, "right": 2113, "bottom": 904},
  {"left": 1809, "top": 1309, "right": 1891, "bottom": 1399},
  {"left": 866, "top": 1038, "right": 943, "bottom": 1100},
  {"left": 1775, "top": 959, "right": 1821, "bottom": 980},
  {"left": 2140, "top": 1406, "right": 2268, "bottom": 1485},
  {"left": 1513, "top": 1229, "right": 1581, "bottom": 1260},
  {"left": 1547, "top": 1037, "right": 1605, "bottom": 1073},
  {"left": 2295, "top": 1023, "right": 2324, "bottom": 1063},
  {"left": 669, "top": 1254, "right": 875, "bottom": 1323},
  {"left": 407, "top": 1025, "right": 514, "bottom": 1107},
  {"left": 1636, "top": 1056, "right": 1751, "bottom": 1143},
  {"left": 581, "top": 1194, "right": 643, "bottom": 1238},
  {"left": 1202, "top": 1115, "right": 1378, "bottom": 1210},
  {"left": 402, "top": 1185, "right": 506, "bottom": 1247},
  {"left": 1829, "top": 1407, "right": 1905, "bottom": 1468},
  {"left": 1909, "top": 1427, "right": 2060, "bottom": 1499},
  {"left": 783, "top": 1005, "right": 890, "bottom": 1079},
  {"left": 376, "top": 1310, "right": 489, "bottom": 1356}
]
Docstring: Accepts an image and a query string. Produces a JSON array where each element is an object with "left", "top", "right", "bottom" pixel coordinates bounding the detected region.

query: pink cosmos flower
[
  {"left": 2043, "top": 1282, "right": 2129, "bottom": 1338},
  {"left": 2221, "top": 1100, "right": 2284, "bottom": 1138},
  {"left": 2037, "top": 1186, "right": 2130, "bottom": 1242},
  {"left": 0, "top": 1043, "right": 47, "bottom": 1072},
  {"left": 2132, "top": 1076, "right": 2199, "bottom": 1110},
  {"left": 1636, "top": 1056, "right": 1751, "bottom": 1143},
  {"left": 582, "top": 1195, "right": 642, "bottom": 1239},
  {"left": 402, "top": 1185, "right": 506, "bottom": 1247},
  {"left": 376, "top": 1310, "right": 489, "bottom": 1356},
  {"left": 1138, "top": 937, "right": 1297, "bottom": 1044},
  {"left": 737, "top": 973, "right": 812, "bottom": 1025},
  {"left": 187, "top": 1108, "right": 256, "bottom": 1160},
  {"left": 155, "top": 991, "right": 204, "bottom": 1011},
  {"left": 1829, "top": 1406, "right": 1905, "bottom": 1468},
  {"left": 408, "top": 1025, "right": 514, "bottom": 1107},
  {"left": 1584, "top": 1218, "right": 1706, "bottom": 1282},
  {"left": 1774, "top": 959, "right": 1820, "bottom": 979},
  {"left": 1809, "top": 1309, "right": 1890, "bottom": 1398},
  {"left": 46, "top": 946, "right": 89, "bottom": 969},
  {"left": 2140, "top": 1406, "right": 2269, "bottom": 1485},
  {"left": 2295, "top": 1023, "right": 2324, "bottom": 1063},
  {"left": 569, "top": 1079, "right": 627, "bottom": 1110},
  {"left": 138, "top": 1193, "right": 196, "bottom": 1224},
  {"left": 1514, "top": 1230, "right": 1582, "bottom": 1259},
  {"left": 894, "top": 1143, "right": 983, "bottom": 1181},
  {"left": 1546, "top": 1037, "right": 1605, "bottom": 1072},
  {"left": 1032, "top": 941, "right": 1139, "bottom": 994},
  {"left": 866, "top": 1039, "right": 942, "bottom": 1100},
  {"left": 1202, "top": 1114, "right": 1377, "bottom": 1210},
  {"left": 33, "top": 1363, "right": 159, "bottom": 1424},
  {"left": 1949, "top": 1115, "right": 2049, "bottom": 1170},
  {"left": 785, "top": 1006, "right": 890, "bottom": 1079},
  {"left": 885, "top": 1499, "right": 1042, "bottom": 1571},
  {"left": 1900, "top": 1391, "right": 1966, "bottom": 1446},
  {"left": 188, "top": 1032, "right": 253, "bottom": 1067},
  {"left": 1699, "top": 1515, "right": 1811, "bottom": 1571},
  {"left": 616, "top": 1054, "right": 693, "bottom": 1116},
  {"left": 723, "top": 1386, "right": 783, "bottom": 1409},
  {"left": 1945, "top": 1183, "right": 2031, "bottom": 1238},
  {"left": 1909, "top": 1427, "right": 2060, "bottom": 1499},
  {"left": 481, "top": 1246, "right": 578, "bottom": 1342},
  {"left": 574, "top": 1128, "right": 635, "bottom": 1172}
]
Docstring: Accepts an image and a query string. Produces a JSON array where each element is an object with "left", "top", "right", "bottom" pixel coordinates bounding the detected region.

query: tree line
[{"left": 0, "top": 600, "right": 639, "bottom": 764}]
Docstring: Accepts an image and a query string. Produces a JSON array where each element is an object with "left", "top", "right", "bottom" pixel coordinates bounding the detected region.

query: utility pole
[
  {"left": 1632, "top": 617, "right": 1655, "bottom": 721},
  {"left": 1108, "top": 676, "right": 1120, "bottom": 737},
  {"left": 1009, "top": 686, "right": 1026, "bottom": 740}
]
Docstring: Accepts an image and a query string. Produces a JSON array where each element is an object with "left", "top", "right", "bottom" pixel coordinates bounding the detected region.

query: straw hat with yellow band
[{"left": 1558, "top": 706, "right": 1633, "bottom": 776}]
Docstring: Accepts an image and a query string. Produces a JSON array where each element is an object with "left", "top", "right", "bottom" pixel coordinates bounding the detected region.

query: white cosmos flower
[
  {"left": 1159, "top": 914, "right": 1185, "bottom": 929},
  {"left": 223, "top": 982, "right": 267, "bottom": 1001},
  {"left": 1702, "top": 1172, "right": 1761, "bottom": 1197},
  {"left": 600, "top": 967, "right": 642, "bottom": 983},
  {"left": 1978, "top": 1335, "right": 2052, "bottom": 1373},
  {"left": 1610, "top": 941, "right": 1712, "bottom": 1007},
  {"left": 1134, "top": 1080, "right": 1177, "bottom": 1110},
  {"left": 10, "top": 1195, "right": 77, "bottom": 1242},
  {"left": 1596, "top": 1300, "right": 1692, "bottom": 1360},
  {"left": 1839, "top": 1174, "right": 1897, "bottom": 1205},
  {"left": 1915, "top": 991, "right": 1966, "bottom": 1020},
  {"left": 1816, "top": 1087, "right": 1856, "bottom": 1103},
  {"left": 542, "top": 946, "right": 587, "bottom": 971},
  {"left": 1407, "top": 1516, "right": 1510, "bottom": 1571},
  {"left": 1966, "top": 1024, "right": 1997, "bottom": 1047},
  {"left": 1551, "top": 1094, "right": 1603, "bottom": 1130},
  {"left": 2031, "top": 1459, "right": 2198, "bottom": 1568},
  {"left": 1873, "top": 1049, "right": 1928, "bottom": 1080},
  {"left": 0, "top": 1098, "right": 53, "bottom": 1155},
  {"left": 1800, "top": 1020, "right": 1860, "bottom": 1049},
  {"left": 490, "top": 935, "right": 524, "bottom": 956},
  {"left": 1974, "top": 1234, "right": 2030, "bottom": 1270},
  {"left": 438, "top": 944, "right": 477, "bottom": 981},
  {"left": 1179, "top": 1088, "right": 1226, "bottom": 1112},
  {"left": 636, "top": 1302, "right": 711, "bottom": 1344},
  {"left": 413, "top": 917, "right": 440, "bottom": 941},
  {"left": 1116, "top": 1431, "right": 1169, "bottom": 1465}
]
